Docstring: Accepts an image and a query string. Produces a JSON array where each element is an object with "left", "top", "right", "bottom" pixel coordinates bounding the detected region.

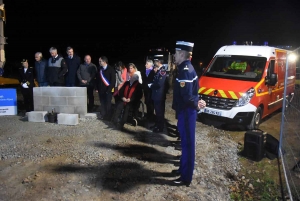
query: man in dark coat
[
  {"left": 65, "top": 46, "right": 81, "bottom": 86},
  {"left": 77, "top": 55, "right": 97, "bottom": 112},
  {"left": 47, "top": 47, "right": 68, "bottom": 86},
  {"left": 142, "top": 59, "right": 155, "bottom": 121},
  {"left": 34, "top": 52, "right": 48, "bottom": 86},
  {"left": 95, "top": 56, "right": 116, "bottom": 120}
]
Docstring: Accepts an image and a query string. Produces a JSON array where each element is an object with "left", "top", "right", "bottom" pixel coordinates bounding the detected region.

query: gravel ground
[{"left": 0, "top": 92, "right": 241, "bottom": 201}]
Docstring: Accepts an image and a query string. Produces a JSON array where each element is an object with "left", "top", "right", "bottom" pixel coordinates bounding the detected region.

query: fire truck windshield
[{"left": 204, "top": 55, "right": 267, "bottom": 81}]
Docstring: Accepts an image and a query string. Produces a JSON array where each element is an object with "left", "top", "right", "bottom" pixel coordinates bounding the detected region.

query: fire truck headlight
[
  {"left": 234, "top": 88, "right": 255, "bottom": 107},
  {"left": 288, "top": 53, "right": 297, "bottom": 62}
]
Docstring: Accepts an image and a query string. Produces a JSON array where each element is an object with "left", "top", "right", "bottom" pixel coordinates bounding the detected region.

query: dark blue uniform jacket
[
  {"left": 172, "top": 60, "right": 199, "bottom": 112},
  {"left": 151, "top": 68, "right": 169, "bottom": 101}
]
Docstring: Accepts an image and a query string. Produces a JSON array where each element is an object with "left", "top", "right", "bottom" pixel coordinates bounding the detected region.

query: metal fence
[{"left": 280, "top": 47, "right": 300, "bottom": 201}]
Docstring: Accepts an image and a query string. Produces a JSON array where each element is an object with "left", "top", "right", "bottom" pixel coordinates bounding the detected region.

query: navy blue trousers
[
  {"left": 153, "top": 100, "right": 165, "bottom": 130},
  {"left": 177, "top": 107, "right": 196, "bottom": 182}
]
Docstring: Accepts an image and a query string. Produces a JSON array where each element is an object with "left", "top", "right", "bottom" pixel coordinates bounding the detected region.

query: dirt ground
[{"left": 0, "top": 87, "right": 289, "bottom": 201}]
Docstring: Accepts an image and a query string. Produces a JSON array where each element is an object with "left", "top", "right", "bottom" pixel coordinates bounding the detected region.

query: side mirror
[{"left": 265, "top": 73, "right": 277, "bottom": 86}]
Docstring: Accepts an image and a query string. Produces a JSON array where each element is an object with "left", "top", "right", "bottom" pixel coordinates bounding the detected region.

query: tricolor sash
[{"left": 100, "top": 69, "right": 110, "bottom": 86}]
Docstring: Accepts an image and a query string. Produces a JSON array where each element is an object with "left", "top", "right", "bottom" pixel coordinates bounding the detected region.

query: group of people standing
[
  {"left": 19, "top": 41, "right": 207, "bottom": 187},
  {"left": 111, "top": 58, "right": 169, "bottom": 133},
  {"left": 18, "top": 46, "right": 170, "bottom": 130}
]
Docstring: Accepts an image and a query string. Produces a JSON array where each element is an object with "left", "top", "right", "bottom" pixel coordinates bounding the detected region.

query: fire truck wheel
[{"left": 247, "top": 107, "right": 262, "bottom": 130}]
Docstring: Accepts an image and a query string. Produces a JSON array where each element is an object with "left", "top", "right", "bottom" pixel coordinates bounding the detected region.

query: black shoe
[
  {"left": 153, "top": 127, "right": 163, "bottom": 133},
  {"left": 172, "top": 178, "right": 191, "bottom": 187},
  {"left": 171, "top": 169, "right": 181, "bottom": 176}
]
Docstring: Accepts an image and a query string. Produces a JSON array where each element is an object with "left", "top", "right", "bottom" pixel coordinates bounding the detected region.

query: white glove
[
  {"left": 148, "top": 83, "right": 152, "bottom": 88},
  {"left": 22, "top": 83, "right": 29, "bottom": 88}
]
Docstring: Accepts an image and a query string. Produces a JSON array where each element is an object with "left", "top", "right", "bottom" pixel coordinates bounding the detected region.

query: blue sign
[{"left": 0, "top": 88, "right": 18, "bottom": 115}]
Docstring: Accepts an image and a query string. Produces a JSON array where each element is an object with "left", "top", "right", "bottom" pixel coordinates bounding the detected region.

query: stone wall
[{"left": 33, "top": 87, "right": 87, "bottom": 117}]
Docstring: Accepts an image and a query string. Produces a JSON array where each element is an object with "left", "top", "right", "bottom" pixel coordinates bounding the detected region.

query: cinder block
[
  {"left": 67, "top": 97, "right": 87, "bottom": 106},
  {"left": 34, "top": 96, "right": 50, "bottom": 106},
  {"left": 74, "top": 87, "right": 87, "bottom": 96},
  {"left": 28, "top": 111, "right": 48, "bottom": 122},
  {"left": 33, "top": 87, "right": 87, "bottom": 117},
  {"left": 58, "top": 106, "right": 75, "bottom": 114},
  {"left": 34, "top": 105, "right": 44, "bottom": 111},
  {"left": 74, "top": 106, "right": 87, "bottom": 117},
  {"left": 50, "top": 97, "right": 67, "bottom": 106},
  {"left": 82, "top": 113, "right": 98, "bottom": 119},
  {"left": 57, "top": 113, "right": 79, "bottom": 125},
  {"left": 57, "top": 88, "right": 77, "bottom": 97},
  {"left": 33, "top": 87, "right": 42, "bottom": 96},
  {"left": 41, "top": 87, "right": 60, "bottom": 97}
]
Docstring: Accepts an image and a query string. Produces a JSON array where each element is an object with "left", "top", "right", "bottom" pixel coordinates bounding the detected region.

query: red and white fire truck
[{"left": 198, "top": 44, "right": 296, "bottom": 129}]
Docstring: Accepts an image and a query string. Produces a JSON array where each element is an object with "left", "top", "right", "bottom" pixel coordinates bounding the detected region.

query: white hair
[
  {"left": 49, "top": 47, "right": 57, "bottom": 53},
  {"left": 35, "top": 52, "right": 43, "bottom": 58}
]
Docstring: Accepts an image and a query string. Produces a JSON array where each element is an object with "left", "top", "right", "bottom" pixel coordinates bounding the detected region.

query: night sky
[{"left": 3, "top": 0, "right": 300, "bottom": 68}]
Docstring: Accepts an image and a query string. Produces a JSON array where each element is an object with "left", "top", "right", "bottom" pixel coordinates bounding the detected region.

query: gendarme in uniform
[
  {"left": 150, "top": 63, "right": 168, "bottom": 133},
  {"left": 172, "top": 41, "right": 199, "bottom": 186}
]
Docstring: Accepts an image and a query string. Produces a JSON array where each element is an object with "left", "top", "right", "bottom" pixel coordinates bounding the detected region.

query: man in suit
[
  {"left": 95, "top": 56, "right": 116, "bottom": 120},
  {"left": 65, "top": 46, "right": 81, "bottom": 86},
  {"left": 142, "top": 59, "right": 155, "bottom": 121}
]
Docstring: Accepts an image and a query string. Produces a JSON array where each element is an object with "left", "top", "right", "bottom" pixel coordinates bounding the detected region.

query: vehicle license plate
[{"left": 204, "top": 108, "right": 222, "bottom": 116}]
